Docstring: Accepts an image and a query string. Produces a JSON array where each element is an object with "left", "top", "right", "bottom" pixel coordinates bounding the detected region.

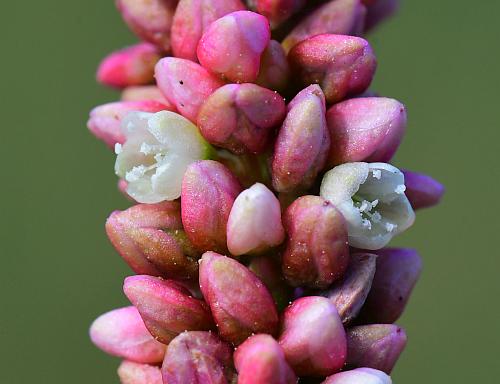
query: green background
[{"left": 1, "top": 1, "right": 498, "bottom": 382}]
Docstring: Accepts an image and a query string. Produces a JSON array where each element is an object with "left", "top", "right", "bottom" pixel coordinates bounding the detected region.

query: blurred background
[{"left": 1, "top": 1, "right": 498, "bottom": 382}]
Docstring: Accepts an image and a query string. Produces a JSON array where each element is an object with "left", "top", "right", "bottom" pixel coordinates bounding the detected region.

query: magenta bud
[
  {"left": 97, "top": 43, "right": 161, "bottom": 88},
  {"left": 106, "top": 202, "right": 200, "bottom": 279},
  {"left": 321, "top": 253, "right": 377, "bottom": 324},
  {"left": 326, "top": 97, "right": 405, "bottom": 165},
  {"left": 89, "top": 306, "right": 166, "bottom": 364},
  {"left": 282, "top": 0, "right": 366, "bottom": 53},
  {"left": 235, "top": 334, "right": 297, "bottom": 384},
  {"left": 227, "top": 183, "right": 285, "bottom": 256},
  {"left": 249, "top": 0, "right": 305, "bottom": 28},
  {"left": 279, "top": 296, "right": 347, "bottom": 377},
  {"left": 161, "top": 331, "right": 235, "bottom": 384},
  {"left": 402, "top": 170, "right": 445, "bottom": 210},
  {"left": 271, "top": 85, "right": 330, "bottom": 192},
  {"left": 322, "top": 368, "right": 392, "bottom": 384},
  {"left": 197, "top": 83, "right": 286, "bottom": 154},
  {"left": 359, "top": 248, "right": 422, "bottom": 324},
  {"left": 248, "top": 256, "right": 291, "bottom": 311},
  {"left": 347, "top": 324, "right": 407, "bottom": 373},
  {"left": 181, "top": 160, "right": 242, "bottom": 253},
  {"left": 289, "top": 34, "right": 377, "bottom": 104},
  {"left": 171, "top": 0, "right": 246, "bottom": 61},
  {"left": 115, "top": 0, "right": 177, "bottom": 51},
  {"left": 155, "top": 57, "right": 224, "bottom": 122},
  {"left": 365, "top": 0, "right": 399, "bottom": 32},
  {"left": 87, "top": 100, "right": 170, "bottom": 149},
  {"left": 118, "top": 361, "right": 163, "bottom": 384},
  {"left": 255, "top": 40, "right": 291, "bottom": 92},
  {"left": 199, "top": 252, "right": 279, "bottom": 345},
  {"left": 282, "top": 196, "right": 349, "bottom": 289},
  {"left": 197, "top": 11, "right": 271, "bottom": 83},
  {"left": 121, "top": 85, "right": 171, "bottom": 105},
  {"left": 123, "top": 275, "right": 215, "bottom": 344}
]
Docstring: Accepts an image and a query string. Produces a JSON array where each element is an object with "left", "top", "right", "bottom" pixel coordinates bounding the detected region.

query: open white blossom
[
  {"left": 320, "top": 162, "right": 415, "bottom": 250},
  {"left": 115, "top": 111, "right": 213, "bottom": 203}
]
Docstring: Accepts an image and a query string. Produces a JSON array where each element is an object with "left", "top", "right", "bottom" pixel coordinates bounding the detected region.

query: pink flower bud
[
  {"left": 402, "top": 170, "right": 445, "bottom": 210},
  {"left": 106, "top": 202, "right": 200, "bottom": 279},
  {"left": 155, "top": 57, "right": 224, "bottom": 122},
  {"left": 123, "top": 275, "right": 215, "bottom": 344},
  {"left": 279, "top": 296, "right": 347, "bottom": 377},
  {"left": 227, "top": 183, "right": 285, "bottom": 255},
  {"left": 121, "top": 85, "right": 171, "bottom": 105},
  {"left": 365, "top": 0, "right": 399, "bottom": 32},
  {"left": 115, "top": 0, "right": 178, "bottom": 51},
  {"left": 282, "top": 0, "right": 366, "bottom": 53},
  {"left": 197, "top": 11, "right": 271, "bottom": 83},
  {"left": 181, "top": 160, "right": 242, "bottom": 253},
  {"left": 118, "top": 361, "right": 163, "bottom": 384},
  {"left": 161, "top": 331, "right": 235, "bottom": 384},
  {"left": 322, "top": 368, "right": 392, "bottom": 384},
  {"left": 234, "top": 334, "right": 297, "bottom": 384},
  {"left": 255, "top": 40, "right": 291, "bottom": 92},
  {"left": 271, "top": 85, "right": 330, "bottom": 192},
  {"left": 97, "top": 43, "right": 161, "bottom": 89},
  {"left": 171, "top": 0, "right": 246, "bottom": 61},
  {"left": 89, "top": 306, "right": 166, "bottom": 364},
  {"left": 87, "top": 100, "right": 170, "bottom": 149},
  {"left": 347, "top": 324, "right": 407, "bottom": 373},
  {"left": 321, "top": 253, "right": 377, "bottom": 324},
  {"left": 289, "top": 34, "right": 377, "bottom": 104},
  {"left": 326, "top": 97, "right": 405, "bottom": 165},
  {"left": 359, "top": 248, "right": 422, "bottom": 324},
  {"left": 249, "top": 0, "right": 305, "bottom": 28},
  {"left": 282, "top": 196, "right": 349, "bottom": 289},
  {"left": 217, "top": 150, "right": 272, "bottom": 188},
  {"left": 199, "top": 252, "right": 279, "bottom": 345},
  {"left": 197, "top": 83, "right": 286, "bottom": 154}
]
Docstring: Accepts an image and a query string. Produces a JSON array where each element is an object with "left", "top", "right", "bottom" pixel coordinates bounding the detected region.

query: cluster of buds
[{"left": 88, "top": 0, "right": 445, "bottom": 383}]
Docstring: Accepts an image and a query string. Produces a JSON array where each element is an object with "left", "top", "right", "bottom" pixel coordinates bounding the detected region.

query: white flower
[
  {"left": 320, "top": 162, "right": 415, "bottom": 250},
  {"left": 115, "top": 111, "right": 213, "bottom": 203}
]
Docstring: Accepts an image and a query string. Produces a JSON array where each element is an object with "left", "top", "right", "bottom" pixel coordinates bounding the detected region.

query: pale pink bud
[
  {"left": 234, "top": 334, "right": 297, "bottom": 384},
  {"left": 282, "top": 0, "right": 366, "bottom": 53},
  {"left": 123, "top": 275, "right": 215, "bottom": 344},
  {"left": 279, "top": 296, "right": 347, "bottom": 376},
  {"left": 326, "top": 97, "right": 406, "bottom": 166},
  {"left": 181, "top": 160, "right": 242, "bottom": 253},
  {"left": 115, "top": 0, "right": 178, "bottom": 51},
  {"left": 162, "top": 331, "right": 235, "bottom": 384},
  {"left": 89, "top": 306, "right": 166, "bottom": 364},
  {"left": 155, "top": 57, "right": 224, "bottom": 122},
  {"left": 227, "top": 183, "right": 285, "bottom": 256},
  {"left": 249, "top": 0, "right": 305, "bottom": 28},
  {"left": 289, "top": 34, "right": 377, "bottom": 104},
  {"left": 322, "top": 368, "right": 392, "bottom": 384},
  {"left": 321, "top": 253, "right": 377, "bottom": 324},
  {"left": 255, "top": 40, "right": 291, "bottom": 92},
  {"left": 359, "top": 248, "right": 422, "bottom": 323},
  {"left": 199, "top": 252, "right": 279, "bottom": 345},
  {"left": 217, "top": 150, "right": 272, "bottom": 188},
  {"left": 402, "top": 170, "right": 445, "bottom": 210},
  {"left": 282, "top": 196, "right": 350, "bottom": 289},
  {"left": 171, "top": 0, "right": 246, "bottom": 61},
  {"left": 118, "top": 361, "right": 163, "bottom": 384},
  {"left": 197, "top": 11, "right": 271, "bottom": 83},
  {"left": 197, "top": 83, "right": 286, "bottom": 154},
  {"left": 87, "top": 100, "right": 170, "bottom": 149},
  {"left": 365, "top": 0, "right": 399, "bottom": 32},
  {"left": 121, "top": 85, "right": 170, "bottom": 105},
  {"left": 347, "top": 324, "right": 407, "bottom": 373},
  {"left": 97, "top": 43, "right": 161, "bottom": 89},
  {"left": 106, "top": 202, "right": 200, "bottom": 279},
  {"left": 272, "top": 85, "right": 330, "bottom": 192}
]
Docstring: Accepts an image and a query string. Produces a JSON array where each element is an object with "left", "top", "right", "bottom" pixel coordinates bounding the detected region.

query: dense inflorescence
[{"left": 88, "top": 1, "right": 444, "bottom": 383}]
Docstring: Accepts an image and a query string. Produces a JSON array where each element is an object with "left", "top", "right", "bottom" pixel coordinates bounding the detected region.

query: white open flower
[
  {"left": 115, "top": 111, "right": 213, "bottom": 203},
  {"left": 320, "top": 162, "right": 415, "bottom": 250}
]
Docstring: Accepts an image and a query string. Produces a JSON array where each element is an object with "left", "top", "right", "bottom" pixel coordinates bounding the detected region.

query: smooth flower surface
[
  {"left": 121, "top": 85, "right": 170, "bottom": 104},
  {"left": 249, "top": 0, "right": 305, "bottom": 28},
  {"left": 402, "top": 169, "right": 445, "bottom": 209},
  {"left": 114, "top": 110, "right": 213, "bottom": 203},
  {"left": 118, "top": 361, "right": 163, "bottom": 384},
  {"left": 320, "top": 162, "right": 415, "bottom": 250},
  {"left": 227, "top": 183, "right": 285, "bottom": 256},
  {"left": 255, "top": 40, "right": 290, "bottom": 92},
  {"left": 322, "top": 367, "right": 392, "bottom": 384}
]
